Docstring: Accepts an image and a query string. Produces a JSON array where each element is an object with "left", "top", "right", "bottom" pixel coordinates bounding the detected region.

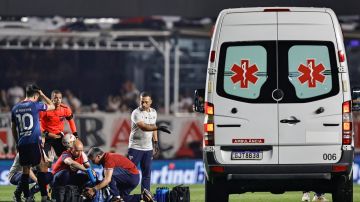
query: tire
[
  {"left": 332, "top": 172, "right": 353, "bottom": 202},
  {"left": 205, "top": 178, "right": 229, "bottom": 202}
]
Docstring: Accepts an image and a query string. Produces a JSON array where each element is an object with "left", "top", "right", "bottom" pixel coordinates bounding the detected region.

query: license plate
[{"left": 231, "top": 151, "right": 263, "bottom": 160}]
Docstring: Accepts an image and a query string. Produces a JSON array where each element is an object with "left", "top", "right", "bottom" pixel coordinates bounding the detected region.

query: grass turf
[{"left": 0, "top": 184, "right": 359, "bottom": 201}]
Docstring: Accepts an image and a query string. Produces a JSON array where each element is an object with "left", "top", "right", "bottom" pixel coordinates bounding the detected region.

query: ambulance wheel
[
  {"left": 332, "top": 172, "right": 353, "bottom": 202},
  {"left": 205, "top": 178, "right": 228, "bottom": 202}
]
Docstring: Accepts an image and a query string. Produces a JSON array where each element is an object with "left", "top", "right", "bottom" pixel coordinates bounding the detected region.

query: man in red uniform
[
  {"left": 52, "top": 139, "right": 90, "bottom": 188},
  {"left": 40, "top": 89, "right": 78, "bottom": 157},
  {"left": 86, "top": 147, "right": 154, "bottom": 202}
]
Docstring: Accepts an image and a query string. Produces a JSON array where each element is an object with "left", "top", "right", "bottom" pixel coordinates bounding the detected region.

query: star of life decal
[
  {"left": 297, "top": 59, "right": 326, "bottom": 88},
  {"left": 230, "top": 59, "right": 259, "bottom": 88}
]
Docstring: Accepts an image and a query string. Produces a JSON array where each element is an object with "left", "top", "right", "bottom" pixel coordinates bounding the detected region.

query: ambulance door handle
[
  {"left": 280, "top": 119, "right": 300, "bottom": 124},
  {"left": 217, "top": 124, "right": 241, "bottom": 127},
  {"left": 323, "top": 123, "right": 339, "bottom": 127},
  {"left": 280, "top": 116, "right": 300, "bottom": 124}
]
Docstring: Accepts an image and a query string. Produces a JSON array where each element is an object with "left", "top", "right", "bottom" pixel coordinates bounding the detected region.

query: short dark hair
[
  {"left": 25, "top": 84, "right": 40, "bottom": 97},
  {"left": 51, "top": 89, "right": 62, "bottom": 95},
  {"left": 140, "top": 91, "right": 151, "bottom": 98},
  {"left": 87, "top": 147, "right": 104, "bottom": 159}
]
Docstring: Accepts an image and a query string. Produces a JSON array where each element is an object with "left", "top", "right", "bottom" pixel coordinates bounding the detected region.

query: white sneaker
[
  {"left": 312, "top": 194, "right": 329, "bottom": 202},
  {"left": 302, "top": 192, "right": 311, "bottom": 201}
]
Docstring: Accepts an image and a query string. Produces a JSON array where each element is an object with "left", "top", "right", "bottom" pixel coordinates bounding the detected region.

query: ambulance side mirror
[
  {"left": 193, "top": 89, "right": 205, "bottom": 113},
  {"left": 352, "top": 87, "right": 360, "bottom": 112}
]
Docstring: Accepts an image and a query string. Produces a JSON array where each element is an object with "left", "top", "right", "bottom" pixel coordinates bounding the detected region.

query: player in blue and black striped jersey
[{"left": 11, "top": 84, "right": 55, "bottom": 202}]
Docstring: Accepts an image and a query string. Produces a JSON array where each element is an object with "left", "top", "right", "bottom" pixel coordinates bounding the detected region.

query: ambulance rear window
[
  {"left": 288, "top": 45, "right": 333, "bottom": 99},
  {"left": 217, "top": 41, "right": 276, "bottom": 103},
  {"left": 223, "top": 45, "right": 267, "bottom": 99},
  {"left": 277, "top": 41, "right": 339, "bottom": 103}
]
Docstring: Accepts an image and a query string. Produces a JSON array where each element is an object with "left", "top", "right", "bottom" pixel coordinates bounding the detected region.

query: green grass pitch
[{"left": 0, "top": 184, "right": 359, "bottom": 201}]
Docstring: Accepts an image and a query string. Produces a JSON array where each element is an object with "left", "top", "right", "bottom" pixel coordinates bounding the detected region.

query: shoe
[
  {"left": 142, "top": 189, "right": 154, "bottom": 202},
  {"left": 312, "top": 194, "right": 329, "bottom": 202},
  {"left": 301, "top": 192, "right": 310, "bottom": 201}
]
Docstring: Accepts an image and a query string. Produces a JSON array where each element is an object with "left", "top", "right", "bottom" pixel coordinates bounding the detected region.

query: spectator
[
  {"left": 7, "top": 82, "right": 25, "bottom": 107},
  {"left": 90, "top": 103, "right": 99, "bottom": 113},
  {"left": 106, "top": 95, "right": 122, "bottom": 112},
  {"left": 120, "top": 81, "right": 139, "bottom": 110},
  {"left": 62, "top": 89, "right": 82, "bottom": 113},
  {"left": 0, "top": 89, "right": 10, "bottom": 112},
  {"left": 178, "top": 94, "right": 193, "bottom": 113},
  {"left": 119, "top": 103, "right": 130, "bottom": 113}
]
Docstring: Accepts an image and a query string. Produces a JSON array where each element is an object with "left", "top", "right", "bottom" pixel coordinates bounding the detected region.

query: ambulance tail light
[
  {"left": 205, "top": 102, "right": 214, "bottom": 115},
  {"left": 338, "top": 50, "right": 345, "bottom": 63},
  {"left": 210, "top": 51, "right": 216, "bottom": 63},
  {"left": 204, "top": 122, "right": 214, "bottom": 146},
  {"left": 342, "top": 101, "right": 352, "bottom": 145},
  {"left": 204, "top": 102, "right": 215, "bottom": 146},
  {"left": 204, "top": 123, "right": 214, "bottom": 132}
]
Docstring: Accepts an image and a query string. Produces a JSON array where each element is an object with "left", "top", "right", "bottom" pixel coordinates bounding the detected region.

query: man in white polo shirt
[{"left": 128, "top": 91, "right": 170, "bottom": 192}]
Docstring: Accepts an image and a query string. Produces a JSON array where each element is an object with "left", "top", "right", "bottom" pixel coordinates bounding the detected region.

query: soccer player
[
  {"left": 40, "top": 89, "right": 78, "bottom": 157},
  {"left": 86, "top": 147, "right": 154, "bottom": 202},
  {"left": 11, "top": 84, "right": 55, "bottom": 202}
]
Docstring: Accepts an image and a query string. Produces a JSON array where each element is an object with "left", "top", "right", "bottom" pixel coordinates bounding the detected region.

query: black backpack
[{"left": 169, "top": 185, "right": 190, "bottom": 202}]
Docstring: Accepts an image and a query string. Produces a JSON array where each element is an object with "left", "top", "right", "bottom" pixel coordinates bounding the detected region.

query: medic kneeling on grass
[{"left": 85, "top": 147, "right": 154, "bottom": 202}]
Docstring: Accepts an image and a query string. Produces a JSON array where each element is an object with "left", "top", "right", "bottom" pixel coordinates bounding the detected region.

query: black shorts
[
  {"left": 45, "top": 138, "right": 66, "bottom": 157},
  {"left": 18, "top": 143, "right": 42, "bottom": 166}
]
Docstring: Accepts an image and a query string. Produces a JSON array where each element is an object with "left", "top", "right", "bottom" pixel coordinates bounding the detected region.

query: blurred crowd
[
  {"left": 0, "top": 80, "right": 194, "bottom": 114},
  {"left": 0, "top": 80, "right": 195, "bottom": 159}
]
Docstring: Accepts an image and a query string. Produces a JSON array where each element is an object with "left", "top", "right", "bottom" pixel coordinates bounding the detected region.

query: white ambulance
[{"left": 194, "top": 7, "right": 357, "bottom": 202}]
